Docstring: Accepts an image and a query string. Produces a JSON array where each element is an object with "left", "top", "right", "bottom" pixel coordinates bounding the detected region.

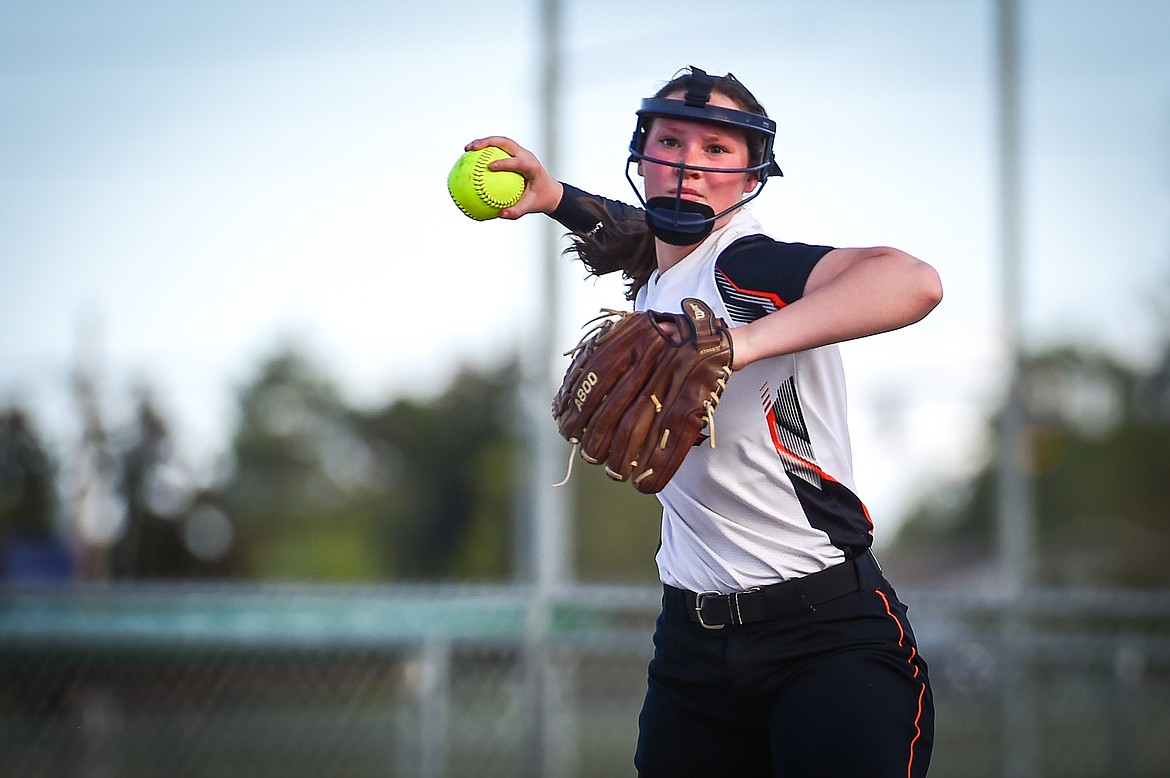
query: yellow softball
[{"left": 447, "top": 146, "right": 526, "bottom": 221}]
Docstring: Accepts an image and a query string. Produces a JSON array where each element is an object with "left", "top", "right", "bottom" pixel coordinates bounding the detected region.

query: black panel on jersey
[
  {"left": 715, "top": 235, "right": 834, "bottom": 325},
  {"left": 790, "top": 476, "right": 874, "bottom": 556}
]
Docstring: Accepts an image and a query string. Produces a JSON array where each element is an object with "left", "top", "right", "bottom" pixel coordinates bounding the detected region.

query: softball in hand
[{"left": 447, "top": 146, "right": 526, "bottom": 221}]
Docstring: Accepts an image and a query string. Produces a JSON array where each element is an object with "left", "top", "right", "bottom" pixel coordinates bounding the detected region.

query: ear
[
  {"left": 637, "top": 159, "right": 644, "bottom": 177},
  {"left": 743, "top": 173, "right": 759, "bottom": 194}
]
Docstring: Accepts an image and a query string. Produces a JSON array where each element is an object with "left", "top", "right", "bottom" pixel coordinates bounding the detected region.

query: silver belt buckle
[{"left": 695, "top": 591, "right": 726, "bottom": 630}]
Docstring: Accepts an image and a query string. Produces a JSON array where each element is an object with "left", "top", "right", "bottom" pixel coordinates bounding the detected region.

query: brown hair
[{"left": 565, "top": 68, "right": 772, "bottom": 300}]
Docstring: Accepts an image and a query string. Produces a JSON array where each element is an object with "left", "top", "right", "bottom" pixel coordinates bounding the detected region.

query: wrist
[
  {"left": 543, "top": 180, "right": 565, "bottom": 214},
  {"left": 729, "top": 326, "right": 753, "bottom": 370}
]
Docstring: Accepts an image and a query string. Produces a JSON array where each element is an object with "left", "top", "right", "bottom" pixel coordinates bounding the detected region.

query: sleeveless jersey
[{"left": 634, "top": 209, "right": 874, "bottom": 593}]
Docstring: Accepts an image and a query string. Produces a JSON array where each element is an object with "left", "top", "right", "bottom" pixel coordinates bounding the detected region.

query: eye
[
  {"left": 656, "top": 136, "right": 680, "bottom": 149},
  {"left": 707, "top": 143, "right": 730, "bottom": 155}
]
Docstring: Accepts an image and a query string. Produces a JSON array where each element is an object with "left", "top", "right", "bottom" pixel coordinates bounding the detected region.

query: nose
[{"left": 674, "top": 142, "right": 703, "bottom": 178}]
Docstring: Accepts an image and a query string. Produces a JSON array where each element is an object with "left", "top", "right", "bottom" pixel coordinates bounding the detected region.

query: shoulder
[
  {"left": 719, "top": 234, "right": 835, "bottom": 267},
  {"left": 713, "top": 234, "right": 835, "bottom": 321}
]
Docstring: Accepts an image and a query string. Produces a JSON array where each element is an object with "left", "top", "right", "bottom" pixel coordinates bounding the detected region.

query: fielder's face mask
[{"left": 626, "top": 67, "right": 783, "bottom": 246}]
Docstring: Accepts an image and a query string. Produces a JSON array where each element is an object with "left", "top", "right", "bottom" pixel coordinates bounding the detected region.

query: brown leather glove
[{"left": 552, "top": 298, "right": 734, "bottom": 494}]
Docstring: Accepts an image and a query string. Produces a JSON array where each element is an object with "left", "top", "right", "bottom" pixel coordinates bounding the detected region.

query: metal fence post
[{"left": 418, "top": 637, "right": 451, "bottom": 778}]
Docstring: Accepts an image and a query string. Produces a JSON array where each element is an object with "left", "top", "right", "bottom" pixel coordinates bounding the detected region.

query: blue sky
[{"left": 2, "top": 0, "right": 1168, "bottom": 533}]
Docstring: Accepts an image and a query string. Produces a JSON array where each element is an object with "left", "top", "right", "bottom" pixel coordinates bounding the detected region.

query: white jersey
[{"left": 634, "top": 209, "right": 873, "bottom": 593}]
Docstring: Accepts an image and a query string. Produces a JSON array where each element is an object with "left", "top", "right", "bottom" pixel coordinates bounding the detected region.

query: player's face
[{"left": 639, "top": 90, "right": 758, "bottom": 230}]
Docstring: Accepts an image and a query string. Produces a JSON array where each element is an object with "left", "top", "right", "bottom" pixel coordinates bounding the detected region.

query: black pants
[{"left": 634, "top": 552, "right": 934, "bottom": 777}]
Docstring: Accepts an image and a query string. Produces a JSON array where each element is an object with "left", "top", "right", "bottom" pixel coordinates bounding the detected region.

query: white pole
[
  {"left": 994, "top": 1, "right": 1038, "bottom": 775},
  {"left": 994, "top": 0, "right": 1035, "bottom": 596},
  {"left": 534, "top": 0, "right": 569, "bottom": 598},
  {"left": 523, "top": 1, "right": 572, "bottom": 775}
]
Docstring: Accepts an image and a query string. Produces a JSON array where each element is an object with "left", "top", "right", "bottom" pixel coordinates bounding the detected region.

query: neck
[
  {"left": 654, "top": 240, "right": 698, "bottom": 274},
  {"left": 653, "top": 208, "right": 743, "bottom": 274}
]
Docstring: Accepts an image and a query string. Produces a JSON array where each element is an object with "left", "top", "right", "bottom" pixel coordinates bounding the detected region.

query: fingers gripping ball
[
  {"left": 447, "top": 146, "right": 526, "bottom": 221},
  {"left": 552, "top": 298, "right": 735, "bottom": 494}
]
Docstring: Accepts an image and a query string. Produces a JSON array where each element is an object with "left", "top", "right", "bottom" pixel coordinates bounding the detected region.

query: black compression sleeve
[{"left": 550, "top": 183, "right": 643, "bottom": 236}]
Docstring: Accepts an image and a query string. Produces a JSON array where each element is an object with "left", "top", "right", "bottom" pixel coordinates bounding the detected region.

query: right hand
[{"left": 464, "top": 136, "right": 564, "bottom": 219}]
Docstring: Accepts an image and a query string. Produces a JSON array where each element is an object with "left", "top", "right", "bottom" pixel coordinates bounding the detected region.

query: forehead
[
  {"left": 661, "top": 88, "right": 742, "bottom": 112},
  {"left": 650, "top": 89, "right": 750, "bottom": 138}
]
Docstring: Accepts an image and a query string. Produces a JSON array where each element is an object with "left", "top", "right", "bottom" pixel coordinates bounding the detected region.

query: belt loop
[
  {"left": 733, "top": 587, "right": 761, "bottom": 624},
  {"left": 850, "top": 550, "right": 876, "bottom": 589}
]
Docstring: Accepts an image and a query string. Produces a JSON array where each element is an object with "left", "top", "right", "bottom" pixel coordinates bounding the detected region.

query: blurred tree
[
  {"left": 216, "top": 346, "right": 526, "bottom": 581},
  {"left": 0, "top": 407, "right": 56, "bottom": 536},
  {"left": 353, "top": 361, "right": 520, "bottom": 579},
  {"left": 217, "top": 348, "right": 390, "bottom": 580},
  {"left": 0, "top": 407, "right": 69, "bottom": 581},
  {"left": 70, "top": 359, "right": 123, "bottom": 580},
  {"left": 890, "top": 341, "right": 1170, "bottom": 589},
  {"left": 570, "top": 462, "right": 662, "bottom": 584},
  {"left": 357, "top": 358, "right": 666, "bottom": 582},
  {"left": 109, "top": 391, "right": 232, "bottom": 579}
]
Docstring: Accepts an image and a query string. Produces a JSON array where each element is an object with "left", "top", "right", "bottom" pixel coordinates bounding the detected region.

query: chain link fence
[{"left": 3, "top": 582, "right": 1169, "bottom": 777}]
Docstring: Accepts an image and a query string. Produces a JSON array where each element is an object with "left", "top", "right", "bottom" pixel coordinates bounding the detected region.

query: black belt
[{"left": 666, "top": 552, "right": 870, "bottom": 629}]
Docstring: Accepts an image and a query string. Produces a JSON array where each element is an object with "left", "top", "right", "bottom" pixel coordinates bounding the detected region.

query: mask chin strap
[
  {"left": 623, "top": 160, "right": 768, "bottom": 247},
  {"left": 645, "top": 196, "right": 716, "bottom": 246}
]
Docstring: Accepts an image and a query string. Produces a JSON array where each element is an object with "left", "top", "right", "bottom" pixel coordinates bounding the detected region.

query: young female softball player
[{"left": 468, "top": 66, "right": 941, "bottom": 777}]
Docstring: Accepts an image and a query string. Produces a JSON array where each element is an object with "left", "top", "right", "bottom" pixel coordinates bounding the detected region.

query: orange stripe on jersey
[
  {"left": 772, "top": 436, "right": 839, "bottom": 484},
  {"left": 715, "top": 266, "right": 790, "bottom": 309},
  {"left": 765, "top": 411, "right": 875, "bottom": 531}
]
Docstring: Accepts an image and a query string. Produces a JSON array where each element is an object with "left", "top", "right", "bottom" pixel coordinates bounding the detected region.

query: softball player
[{"left": 469, "top": 66, "right": 941, "bottom": 777}]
